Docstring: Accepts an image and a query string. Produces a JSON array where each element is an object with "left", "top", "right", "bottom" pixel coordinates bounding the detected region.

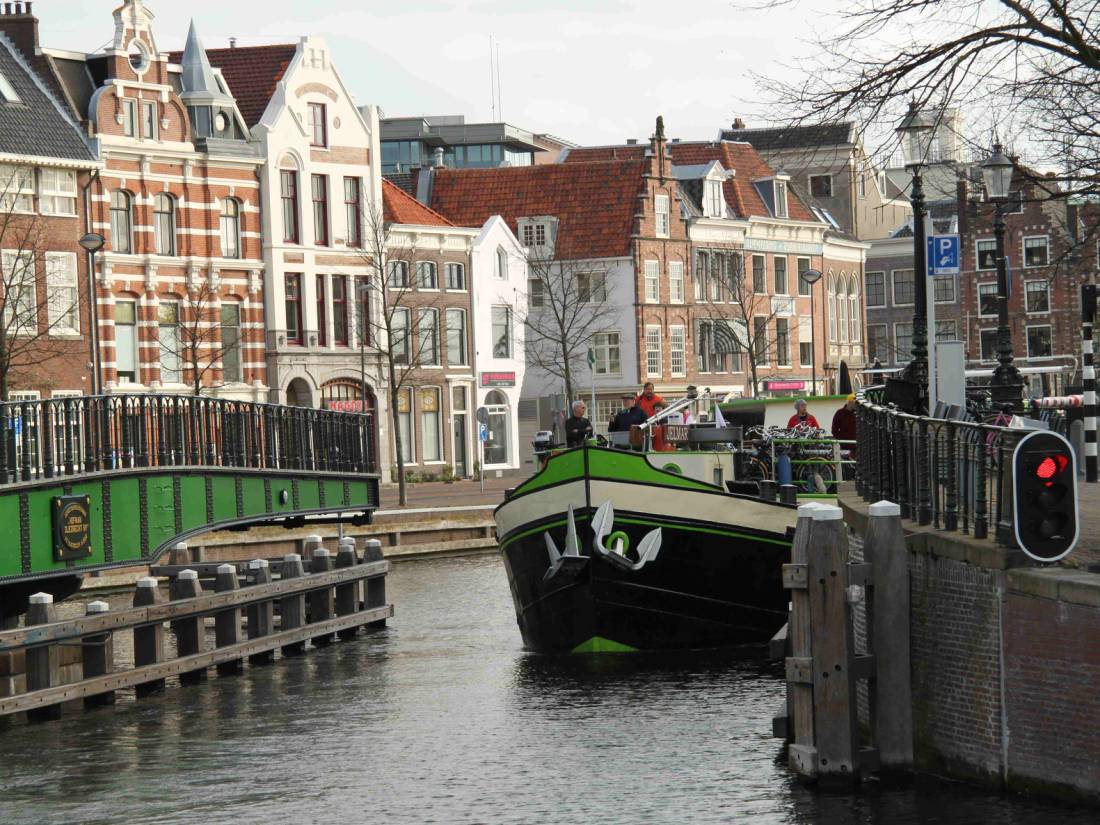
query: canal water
[{"left": 0, "top": 554, "right": 1095, "bottom": 824}]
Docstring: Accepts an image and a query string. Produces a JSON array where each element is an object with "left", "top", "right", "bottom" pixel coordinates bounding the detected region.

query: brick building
[{"left": 0, "top": 5, "right": 99, "bottom": 401}]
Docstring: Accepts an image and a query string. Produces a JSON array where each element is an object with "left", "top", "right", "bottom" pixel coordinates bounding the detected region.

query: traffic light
[{"left": 1012, "top": 430, "right": 1079, "bottom": 562}]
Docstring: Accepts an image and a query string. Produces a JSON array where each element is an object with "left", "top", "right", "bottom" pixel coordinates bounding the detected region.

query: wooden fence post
[
  {"left": 335, "top": 542, "right": 359, "bottom": 640},
  {"left": 133, "top": 577, "right": 165, "bottom": 697},
  {"left": 279, "top": 554, "right": 307, "bottom": 656},
  {"left": 26, "top": 592, "right": 60, "bottom": 721},
  {"left": 302, "top": 534, "right": 323, "bottom": 562},
  {"left": 784, "top": 503, "right": 820, "bottom": 771},
  {"left": 170, "top": 569, "right": 206, "bottom": 685},
  {"left": 82, "top": 600, "right": 115, "bottom": 707},
  {"left": 866, "top": 500, "right": 913, "bottom": 769},
  {"left": 309, "top": 549, "right": 335, "bottom": 646},
  {"left": 214, "top": 563, "right": 243, "bottom": 675},
  {"left": 167, "top": 541, "right": 189, "bottom": 566},
  {"left": 247, "top": 559, "right": 276, "bottom": 665},
  {"left": 363, "top": 538, "right": 387, "bottom": 628}
]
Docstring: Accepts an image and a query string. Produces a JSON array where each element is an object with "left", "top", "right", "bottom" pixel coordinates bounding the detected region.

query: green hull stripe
[
  {"left": 509, "top": 447, "right": 718, "bottom": 499},
  {"left": 572, "top": 636, "right": 638, "bottom": 654}
]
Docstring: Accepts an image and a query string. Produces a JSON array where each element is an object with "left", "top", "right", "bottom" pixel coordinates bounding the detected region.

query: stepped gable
[
  {"left": 428, "top": 160, "right": 647, "bottom": 259},
  {"left": 168, "top": 43, "right": 296, "bottom": 127},
  {"left": 382, "top": 178, "right": 453, "bottom": 226}
]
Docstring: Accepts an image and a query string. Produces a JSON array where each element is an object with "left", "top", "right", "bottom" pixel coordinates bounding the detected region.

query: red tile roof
[
  {"left": 428, "top": 160, "right": 648, "bottom": 259},
  {"left": 565, "top": 141, "right": 817, "bottom": 223},
  {"left": 383, "top": 179, "right": 453, "bottom": 226},
  {"left": 168, "top": 44, "right": 298, "bottom": 128}
]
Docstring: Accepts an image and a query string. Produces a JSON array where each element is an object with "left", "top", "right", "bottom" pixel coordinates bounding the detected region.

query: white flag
[{"left": 714, "top": 404, "right": 727, "bottom": 428}]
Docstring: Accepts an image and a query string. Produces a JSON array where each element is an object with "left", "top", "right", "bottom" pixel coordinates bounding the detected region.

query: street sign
[
  {"left": 927, "top": 234, "right": 960, "bottom": 276},
  {"left": 475, "top": 406, "right": 489, "bottom": 425},
  {"left": 478, "top": 422, "right": 489, "bottom": 443},
  {"left": 1012, "top": 430, "right": 1079, "bottom": 562}
]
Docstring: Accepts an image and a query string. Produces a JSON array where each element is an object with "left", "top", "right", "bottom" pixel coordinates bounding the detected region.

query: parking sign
[{"left": 927, "top": 234, "right": 960, "bottom": 276}]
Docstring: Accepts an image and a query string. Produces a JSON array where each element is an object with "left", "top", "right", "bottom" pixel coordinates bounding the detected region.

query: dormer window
[
  {"left": 522, "top": 223, "right": 546, "bottom": 248},
  {"left": 774, "top": 179, "right": 788, "bottom": 218},
  {"left": 518, "top": 216, "right": 558, "bottom": 255},
  {"left": 0, "top": 69, "right": 20, "bottom": 104},
  {"left": 705, "top": 180, "right": 724, "bottom": 218}
]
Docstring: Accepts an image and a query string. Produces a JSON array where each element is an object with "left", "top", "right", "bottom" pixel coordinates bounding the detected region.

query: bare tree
[
  {"left": 0, "top": 174, "right": 87, "bottom": 401},
  {"left": 156, "top": 279, "right": 244, "bottom": 396},
  {"left": 521, "top": 253, "right": 620, "bottom": 404}
]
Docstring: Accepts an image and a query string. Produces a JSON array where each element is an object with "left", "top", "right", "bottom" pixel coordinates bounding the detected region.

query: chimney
[
  {"left": 229, "top": 37, "right": 237, "bottom": 48},
  {"left": 0, "top": 0, "right": 39, "bottom": 61},
  {"left": 433, "top": 147, "right": 445, "bottom": 168},
  {"left": 649, "top": 115, "right": 668, "bottom": 182},
  {"left": 732, "top": 117, "right": 746, "bottom": 130}
]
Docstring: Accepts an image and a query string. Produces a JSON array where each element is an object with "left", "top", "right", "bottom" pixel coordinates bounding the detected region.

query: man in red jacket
[
  {"left": 787, "top": 399, "right": 821, "bottom": 429},
  {"left": 636, "top": 382, "right": 665, "bottom": 419}
]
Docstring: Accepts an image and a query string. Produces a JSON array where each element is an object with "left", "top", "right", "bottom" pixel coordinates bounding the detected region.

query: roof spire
[{"left": 180, "top": 19, "right": 234, "bottom": 106}]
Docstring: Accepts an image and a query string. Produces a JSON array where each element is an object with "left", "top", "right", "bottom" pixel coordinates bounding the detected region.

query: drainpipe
[{"left": 81, "top": 168, "right": 101, "bottom": 396}]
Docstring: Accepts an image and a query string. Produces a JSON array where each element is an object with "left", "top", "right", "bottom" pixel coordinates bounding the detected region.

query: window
[
  {"left": 752, "top": 255, "right": 766, "bottom": 293},
  {"left": 858, "top": 174, "right": 867, "bottom": 199},
  {"left": 396, "top": 387, "right": 413, "bottom": 463},
  {"left": 280, "top": 170, "right": 299, "bottom": 243},
  {"left": 670, "top": 326, "right": 686, "bottom": 377},
  {"left": 110, "top": 190, "right": 132, "bottom": 253},
  {"left": 1027, "top": 325, "right": 1053, "bottom": 358},
  {"left": 418, "top": 308, "right": 439, "bottom": 365},
  {"left": 528, "top": 277, "right": 544, "bottom": 308},
  {"left": 696, "top": 322, "right": 712, "bottom": 372},
  {"left": 774, "top": 180, "right": 788, "bottom": 218},
  {"left": 122, "top": 99, "right": 137, "bottom": 137},
  {"left": 45, "top": 253, "right": 78, "bottom": 334},
  {"left": 644, "top": 260, "right": 659, "bottom": 303},
  {"left": 0, "top": 67, "right": 21, "bottom": 103},
  {"left": 933, "top": 275, "right": 955, "bottom": 303},
  {"left": 158, "top": 302, "right": 181, "bottom": 384},
  {"left": 39, "top": 168, "right": 77, "bottom": 216},
  {"left": 797, "top": 257, "right": 813, "bottom": 296},
  {"left": 655, "top": 194, "right": 670, "bottom": 237},
  {"left": 577, "top": 271, "right": 606, "bottom": 304},
  {"left": 154, "top": 193, "right": 176, "bottom": 256},
  {"left": 848, "top": 279, "right": 860, "bottom": 342},
  {"left": 710, "top": 255, "right": 723, "bottom": 302},
  {"left": 492, "top": 306, "right": 512, "bottom": 358},
  {"left": 521, "top": 222, "right": 547, "bottom": 247},
  {"left": 356, "top": 276, "right": 371, "bottom": 346},
  {"left": 978, "top": 282, "right": 998, "bottom": 317},
  {"left": 935, "top": 320, "right": 957, "bottom": 341},
  {"left": 774, "top": 256, "right": 788, "bottom": 294},
  {"left": 285, "top": 273, "right": 303, "bottom": 345},
  {"left": 980, "top": 329, "right": 998, "bottom": 360},
  {"left": 420, "top": 387, "right": 442, "bottom": 462},
  {"left": 694, "top": 252, "right": 706, "bottom": 301},
  {"left": 445, "top": 308, "right": 467, "bottom": 366},
  {"left": 976, "top": 239, "right": 997, "bottom": 270},
  {"left": 730, "top": 321, "right": 746, "bottom": 373},
  {"left": 799, "top": 317, "right": 813, "bottom": 366},
  {"left": 312, "top": 174, "right": 329, "bottom": 246},
  {"left": 705, "top": 180, "right": 724, "bottom": 217},
  {"left": 343, "top": 177, "right": 361, "bottom": 247},
  {"left": 828, "top": 279, "right": 838, "bottom": 341},
  {"left": 141, "top": 101, "right": 157, "bottom": 140},
  {"left": 592, "top": 331, "right": 620, "bottom": 376},
  {"left": 891, "top": 269, "right": 914, "bottom": 306},
  {"left": 495, "top": 247, "right": 508, "bottom": 280},
  {"left": 332, "top": 275, "right": 348, "bottom": 346},
  {"left": 315, "top": 275, "right": 327, "bottom": 347},
  {"left": 445, "top": 262, "right": 465, "bottom": 290},
  {"left": 1025, "top": 280, "right": 1050, "bottom": 313},
  {"left": 730, "top": 253, "right": 745, "bottom": 299},
  {"left": 1005, "top": 190, "right": 1024, "bottom": 214},
  {"left": 894, "top": 322, "right": 913, "bottom": 363},
  {"left": 2, "top": 250, "right": 35, "bottom": 333},
  {"left": 645, "top": 325, "right": 662, "bottom": 377},
  {"left": 1023, "top": 236, "right": 1049, "bottom": 268},
  {"left": 308, "top": 102, "right": 327, "bottom": 148},
  {"left": 392, "top": 307, "right": 410, "bottom": 364},
  {"left": 839, "top": 282, "right": 849, "bottom": 343},
  {"left": 867, "top": 324, "right": 888, "bottom": 363},
  {"left": 0, "top": 165, "right": 32, "bottom": 212},
  {"left": 115, "top": 301, "right": 137, "bottom": 383},
  {"left": 220, "top": 198, "right": 241, "bottom": 259},
  {"left": 669, "top": 261, "right": 684, "bottom": 303},
  {"left": 484, "top": 390, "right": 510, "bottom": 465},
  {"left": 417, "top": 261, "right": 438, "bottom": 290},
  {"left": 865, "top": 272, "right": 885, "bottom": 307},
  {"left": 221, "top": 303, "right": 241, "bottom": 383},
  {"left": 387, "top": 260, "right": 409, "bottom": 288},
  {"left": 753, "top": 316, "right": 768, "bottom": 362},
  {"left": 809, "top": 174, "right": 832, "bottom": 198},
  {"left": 776, "top": 318, "right": 790, "bottom": 366}
]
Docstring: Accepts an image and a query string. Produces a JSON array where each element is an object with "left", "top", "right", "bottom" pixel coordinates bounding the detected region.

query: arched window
[
  {"left": 110, "top": 190, "right": 133, "bottom": 254},
  {"left": 495, "top": 247, "right": 508, "bottom": 280},
  {"left": 827, "top": 275, "right": 838, "bottom": 342},
  {"left": 154, "top": 193, "right": 176, "bottom": 256},
  {"left": 848, "top": 277, "right": 860, "bottom": 342},
  {"left": 838, "top": 271, "right": 849, "bottom": 342},
  {"left": 220, "top": 198, "right": 241, "bottom": 259}
]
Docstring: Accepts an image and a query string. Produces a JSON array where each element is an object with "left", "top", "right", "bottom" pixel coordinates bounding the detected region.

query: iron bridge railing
[{"left": 0, "top": 394, "right": 376, "bottom": 486}]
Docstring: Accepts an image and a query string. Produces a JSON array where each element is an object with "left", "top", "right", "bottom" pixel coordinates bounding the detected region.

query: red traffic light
[{"left": 1034, "top": 453, "right": 1069, "bottom": 484}]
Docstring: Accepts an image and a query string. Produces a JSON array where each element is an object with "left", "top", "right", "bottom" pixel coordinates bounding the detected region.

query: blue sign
[
  {"left": 478, "top": 422, "right": 489, "bottom": 443},
  {"left": 927, "top": 234, "right": 960, "bottom": 276}
]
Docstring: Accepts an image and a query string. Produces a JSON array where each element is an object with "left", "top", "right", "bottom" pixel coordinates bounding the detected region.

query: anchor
[
  {"left": 590, "top": 501, "right": 662, "bottom": 572},
  {"left": 543, "top": 504, "right": 589, "bottom": 583}
]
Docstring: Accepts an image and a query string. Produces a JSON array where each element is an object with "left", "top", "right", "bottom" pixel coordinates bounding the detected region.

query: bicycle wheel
[
  {"left": 795, "top": 461, "right": 835, "bottom": 494},
  {"left": 742, "top": 455, "right": 771, "bottom": 483}
]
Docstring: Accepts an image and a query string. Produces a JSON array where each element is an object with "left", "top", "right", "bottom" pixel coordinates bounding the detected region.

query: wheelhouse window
[
  {"left": 153, "top": 193, "right": 176, "bottom": 256},
  {"left": 281, "top": 170, "right": 300, "bottom": 244},
  {"left": 220, "top": 198, "right": 241, "bottom": 259},
  {"left": 110, "top": 190, "right": 133, "bottom": 254}
]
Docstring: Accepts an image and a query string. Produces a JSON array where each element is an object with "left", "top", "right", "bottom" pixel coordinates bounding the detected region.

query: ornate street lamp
[
  {"left": 78, "top": 232, "right": 106, "bottom": 396},
  {"left": 888, "top": 101, "right": 936, "bottom": 413},
  {"left": 980, "top": 143, "right": 1024, "bottom": 412},
  {"left": 800, "top": 268, "right": 822, "bottom": 395}
]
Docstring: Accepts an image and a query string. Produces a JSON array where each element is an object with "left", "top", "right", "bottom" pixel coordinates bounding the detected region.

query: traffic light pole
[{"left": 1082, "top": 284, "right": 1097, "bottom": 483}]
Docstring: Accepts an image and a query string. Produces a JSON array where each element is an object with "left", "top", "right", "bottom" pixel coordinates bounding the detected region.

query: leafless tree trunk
[{"left": 155, "top": 279, "right": 244, "bottom": 396}]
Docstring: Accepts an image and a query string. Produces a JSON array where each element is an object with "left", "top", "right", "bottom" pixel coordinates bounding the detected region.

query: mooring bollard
[
  {"left": 214, "top": 563, "right": 243, "bottom": 675},
  {"left": 167, "top": 541, "right": 189, "bottom": 567},
  {"left": 83, "top": 600, "right": 116, "bottom": 707},
  {"left": 170, "top": 569, "right": 207, "bottom": 685},
  {"left": 363, "top": 539, "right": 387, "bottom": 628},
  {"left": 309, "top": 548, "right": 335, "bottom": 645},
  {"left": 280, "top": 553, "right": 307, "bottom": 656},
  {"left": 759, "top": 479, "right": 778, "bottom": 501},
  {"left": 247, "top": 559, "right": 275, "bottom": 666},
  {"left": 334, "top": 543, "right": 359, "bottom": 640},
  {"left": 782, "top": 503, "right": 820, "bottom": 752},
  {"left": 301, "top": 534, "right": 323, "bottom": 562},
  {"left": 779, "top": 484, "right": 798, "bottom": 505},
  {"left": 26, "top": 592, "right": 61, "bottom": 721},
  {"left": 866, "top": 500, "right": 913, "bottom": 770},
  {"left": 133, "top": 577, "right": 166, "bottom": 697}
]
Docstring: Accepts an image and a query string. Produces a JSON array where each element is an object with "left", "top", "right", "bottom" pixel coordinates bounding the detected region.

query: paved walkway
[{"left": 378, "top": 475, "right": 519, "bottom": 510}]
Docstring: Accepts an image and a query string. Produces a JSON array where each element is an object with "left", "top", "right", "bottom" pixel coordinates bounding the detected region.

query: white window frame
[
  {"left": 419, "top": 386, "right": 443, "bottom": 463},
  {"left": 1024, "top": 279, "right": 1050, "bottom": 314},
  {"left": 416, "top": 261, "right": 438, "bottom": 291},
  {"left": 977, "top": 282, "right": 998, "bottom": 318},
  {"left": 670, "top": 325, "right": 686, "bottom": 377},
  {"left": 115, "top": 300, "right": 138, "bottom": 383},
  {"left": 444, "top": 262, "right": 466, "bottom": 291},
  {"left": 45, "top": 252, "right": 79, "bottom": 335},
  {"left": 158, "top": 301, "right": 181, "bottom": 384},
  {"left": 891, "top": 268, "right": 914, "bottom": 307},
  {"left": 669, "top": 261, "right": 685, "bottom": 303},
  {"left": 445, "top": 307, "right": 468, "bottom": 367},
  {"left": 751, "top": 254, "right": 767, "bottom": 294},
  {"left": 644, "top": 259, "right": 660, "bottom": 303},
  {"left": 975, "top": 239, "right": 997, "bottom": 271},
  {"left": 391, "top": 307, "right": 410, "bottom": 364},
  {"left": 654, "top": 194, "right": 670, "bottom": 238},
  {"left": 774, "top": 180, "right": 788, "bottom": 218},
  {"left": 141, "top": 100, "right": 158, "bottom": 141},
  {"left": 798, "top": 316, "right": 813, "bottom": 366},
  {"left": 39, "top": 168, "right": 77, "bottom": 216},
  {"left": 494, "top": 247, "right": 508, "bottom": 280},
  {"left": 935, "top": 319, "right": 957, "bottom": 341},
  {"left": 705, "top": 180, "right": 724, "bottom": 217},
  {"left": 776, "top": 317, "right": 791, "bottom": 367},
  {"left": 866, "top": 323, "right": 888, "bottom": 364},
  {"left": 1026, "top": 324, "right": 1053, "bottom": 359},
  {"left": 220, "top": 198, "right": 241, "bottom": 259},
  {"left": 122, "top": 99, "right": 138, "bottom": 138},
  {"left": 774, "top": 256, "right": 788, "bottom": 295},
  {"left": 387, "top": 260, "right": 409, "bottom": 289},
  {"left": 492, "top": 305, "right": 512, "bottom": 358},
  {"left": 1023, "top": 235, "right": 1049, "bottom": 268},
  {"left": 979, "top": 328, "right": 998, "bottom": 361},
  {"left": 527, "top": 276, "right": 544, "bottom": 308},
  {"left": 865, "top": 271, "right": 886, "bottom": 308},
  {"left": 894, "top": 322, "right": 913, "bottom": 363},
  {"left": 592, "top": 331, "right": 621, "bottom": 377},
  {"left": 577, "top": 271, "right": 606, "bottom": 304},
  {"left": 0, "top": 165, "right": 34, "bottom": 212},
  {"left": 932, "top": 275, "right": 956, "bottom": 304},
  {"left": 2, "top": 249, "right": 36, "bottom": 334},
  {"left": 418, "top": 308, "right": 440, "bottom": 366},
  {"left": 645, "top": 325, "right": 662, "bottom": 377}
]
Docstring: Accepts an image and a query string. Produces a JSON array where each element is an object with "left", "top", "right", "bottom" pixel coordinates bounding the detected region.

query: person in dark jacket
[
  {"left": 565, "top": 401, "right": 594, "bottom": 447},
  {"left": 612, "top": 394, "right": 646, "bottom": 431},
  {"left": 831, "top": 394, "right": 858, "bottom": 443}
]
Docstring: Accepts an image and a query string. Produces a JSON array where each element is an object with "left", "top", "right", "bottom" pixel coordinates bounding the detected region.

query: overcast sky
[{"left": 35, "top": 0, "right": 839, "bottom": 145}]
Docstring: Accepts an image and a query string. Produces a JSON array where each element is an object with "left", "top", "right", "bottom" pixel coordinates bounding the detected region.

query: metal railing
[
  {"left": 855, "top": 389, "right": 1024, "bottom": 545},
  {"left": 0, "top": 394, "right": 376, "bottom": 485}
]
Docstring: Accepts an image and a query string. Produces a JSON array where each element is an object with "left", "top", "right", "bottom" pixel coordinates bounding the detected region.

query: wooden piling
[
  {"left": 784, "top": 503, "right": 820, "bottom": 768},
  {"left": 779, "top": 484, "right": 798, "bottom": 505},
  {"left": 26, "top": 593, "right": 61, "bottom": 721},
  {"left": 167, "top": 541, "right": 190, "bottom": 566},
  {"left": 309, "top": 549, "right": 335, "bottom": 645},
  {"left": 301, "top": 534, "right": 323, "bottom": 562},
  {"left": 279, "top": 554, "right": 307, "bottom": 656},
  {"left": 170, "top": 569, "right": 206, "bottom": 685},
  {"left": 82, "top": 601, "right": 115, "bottom": 707},
  {"left": 132, "top": 577, "right": 166, "bottom": 697},
  {"left": 866, "top": 500, "right": 913, "bottom": 769},
  {"left": 214, "top": 564, "right": 243, "bottom": 675},
  {"left": 246, "top": 560, "right": 275, "bottom": 666},
  {"left": 334, "top": 543, "right": 359, "bottom": 640},
  {"left": 363, "top": 539, "right": 387, "bottom": 628}
]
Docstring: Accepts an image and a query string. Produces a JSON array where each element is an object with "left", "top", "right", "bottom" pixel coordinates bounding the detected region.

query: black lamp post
[
  {"left": 801, "top": 268, "right": 823, "bottom": 395},
  {"left": 890, "top": 102, "right": 936, "bottom": 414},
  {"left": 980, "top": 143, "right": 1024, "bottom": 412},
  {"left": 78, "top": 232, "right": 105, "bottom": 396}
]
